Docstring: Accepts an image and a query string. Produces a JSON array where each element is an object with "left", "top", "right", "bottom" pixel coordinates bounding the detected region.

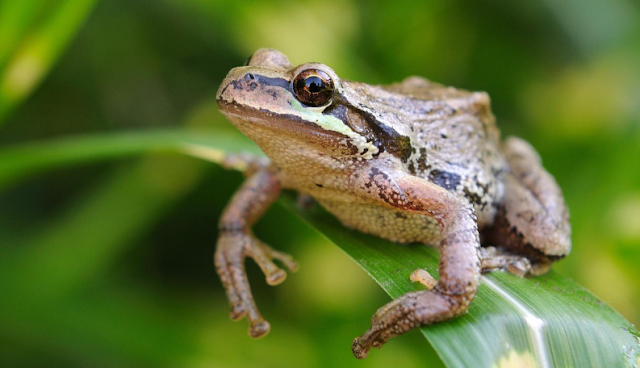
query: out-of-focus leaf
[
  {"left": 0, "top": 159, "right": 312, "bottom": 368},
  {"left": 0, "top": 156, "right": 206, "bottom": 298},
  {"left": 0, "top": 128, "right": 259, "bottom": 301},
  {"left": 0, "top": 0, "right": 47, "bottom": 67},
  {"left": 2, "top": 130, "right": 639, "bottom": 367},
  {"left": 0, "top": 128, "right": 260, "bottom": 189},
  {"left": 0, "top": 0, "right": 98, "bottom": 122}
]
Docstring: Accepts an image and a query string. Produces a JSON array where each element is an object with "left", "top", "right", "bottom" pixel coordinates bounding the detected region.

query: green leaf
[
  {"left": 1, "top": 130, "right": 639, "bottom": 368},
  {"left": 282, "top": 198, "right": 640, "bottom": 368}
]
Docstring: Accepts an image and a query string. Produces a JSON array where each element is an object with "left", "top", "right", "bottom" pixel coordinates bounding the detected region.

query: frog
[{"left": 214, "top": 48, "right": 571, "bottom": 359}]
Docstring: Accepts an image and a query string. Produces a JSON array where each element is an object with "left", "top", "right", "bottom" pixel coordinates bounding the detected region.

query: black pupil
[
  {"left": 305, "top": 76, "right": 325, "bottom": 93},
  {"left": 293, "top": 69, "right": 334, "bottom": 107}
]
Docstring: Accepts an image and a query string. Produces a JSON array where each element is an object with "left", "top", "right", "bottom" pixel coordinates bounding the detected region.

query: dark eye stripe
[{"left": 246, "top": 74, "right": 290, "bottom": 90}]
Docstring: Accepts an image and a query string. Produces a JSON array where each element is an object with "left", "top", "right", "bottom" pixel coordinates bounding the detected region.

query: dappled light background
[{"left": 1, "top": 1, "right": 639, "bottom": 367}]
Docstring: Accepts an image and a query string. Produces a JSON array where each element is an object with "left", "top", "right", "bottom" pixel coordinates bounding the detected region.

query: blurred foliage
[{"left": 0, "top": 0, "right": 639, "bottom": 367}]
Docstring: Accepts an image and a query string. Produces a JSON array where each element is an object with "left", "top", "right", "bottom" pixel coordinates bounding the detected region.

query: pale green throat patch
[{"left": 288, "top": 97, "right": 379, "bottom": 159}]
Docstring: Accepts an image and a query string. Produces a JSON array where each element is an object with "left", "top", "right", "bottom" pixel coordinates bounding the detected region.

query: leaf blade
[{"left": 280, "top": 197, "right": 640, "bottom": 367}]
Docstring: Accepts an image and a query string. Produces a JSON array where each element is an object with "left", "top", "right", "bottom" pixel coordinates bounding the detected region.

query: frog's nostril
[{"left": 243, "top": 74, "right": 259, "bottom": 91}]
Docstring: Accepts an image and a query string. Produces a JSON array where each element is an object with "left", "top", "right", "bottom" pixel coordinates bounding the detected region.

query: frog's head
[{"left": 216, "top": 49, "right": 382, "bottom": 168}]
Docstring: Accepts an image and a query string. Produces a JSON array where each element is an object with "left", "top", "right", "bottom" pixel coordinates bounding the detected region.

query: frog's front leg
[
  {"left": 483, "top": 137, "right": 571, "bottom": 275},
  {"left": 215, "top": 166, "right": 298, "bottom": 338},
  {"left": 351, "top": 171, "right": 481, "bottom": 359}
]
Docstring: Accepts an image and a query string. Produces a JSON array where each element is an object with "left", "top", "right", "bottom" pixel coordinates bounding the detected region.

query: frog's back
[{"left": 341, "top": 77, "right": 508, "bottom": 226}]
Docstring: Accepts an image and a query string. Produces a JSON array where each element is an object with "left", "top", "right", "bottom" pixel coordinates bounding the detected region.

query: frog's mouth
[{"left": 217, "top": 99, "right": 358, "bottom": 153}]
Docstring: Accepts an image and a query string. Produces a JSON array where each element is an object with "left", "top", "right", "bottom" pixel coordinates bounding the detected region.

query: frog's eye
[{"left": 292, "top": 69, "right": 335, "bottom": 107}]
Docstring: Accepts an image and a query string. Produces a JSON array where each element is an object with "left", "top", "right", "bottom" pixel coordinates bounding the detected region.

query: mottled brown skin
[{"left": 215, "top": 48, "right": 571, "bottom": 359}]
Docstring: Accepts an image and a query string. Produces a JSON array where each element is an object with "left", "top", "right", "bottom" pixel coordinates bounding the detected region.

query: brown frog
[{"left": 215, "top": 48, "right": 571, "bottom": 359}]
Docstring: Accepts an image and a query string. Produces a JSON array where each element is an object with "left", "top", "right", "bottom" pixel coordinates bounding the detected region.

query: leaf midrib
[{"left": 482, "top": 277, "right": 550, "bottom": 368}]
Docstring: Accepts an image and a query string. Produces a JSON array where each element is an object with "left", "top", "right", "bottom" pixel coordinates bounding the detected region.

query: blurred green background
[{"left": 1, "top": 0, "right": 639, "bottom": 367}]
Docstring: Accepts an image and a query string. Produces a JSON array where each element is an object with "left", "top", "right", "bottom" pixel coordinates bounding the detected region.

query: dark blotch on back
[
  {"left": 416, "top": 147, "right": 430, "bottom": 174},
  {"left": 428, "top": 170, "right": 461, "bottom": 191},
  {"left": 376, "top": 125, "right": 412, "bottom": 162}
]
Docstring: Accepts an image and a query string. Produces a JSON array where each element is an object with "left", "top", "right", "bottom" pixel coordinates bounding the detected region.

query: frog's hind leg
[
  {"left": 215, "top": 167, "right": 298, "bottom": 338},
  {"left": 483, "top": 137, "right": 571, "bottom": 275},
  {"left": 351, "top": 172, "right": 481, "bottom": 359}
]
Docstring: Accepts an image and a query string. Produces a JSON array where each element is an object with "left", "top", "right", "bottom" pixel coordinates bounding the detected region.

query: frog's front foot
[
  {"left": 215, "top": 232, "right": 298, "bottom": 338},
  {"left": 352, "top": 289, "right": 468, "bottom": 359}
]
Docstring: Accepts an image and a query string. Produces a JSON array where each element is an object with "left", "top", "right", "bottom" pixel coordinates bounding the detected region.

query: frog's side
[
  {"left": 312, "top": 77, "right": 507, "bottom": 243},
  {"left": 215, "top": 49, "right": 571, "bottom": 359}
]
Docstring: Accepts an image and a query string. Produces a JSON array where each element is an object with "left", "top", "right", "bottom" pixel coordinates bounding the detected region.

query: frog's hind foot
[
  {"left": 352, "top": 289, "right": 469, "bottom": 359},
  {"left": 215, "top": 232, "right": 298, "bottom": 338},
  {"left": 480, "top": 246, "right": 532, "bottom": 277}
]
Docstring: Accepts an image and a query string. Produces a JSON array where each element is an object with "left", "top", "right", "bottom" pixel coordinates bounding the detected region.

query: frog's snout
[{"left": 216, "top": 67, "right": 246, "bottom": 104}]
